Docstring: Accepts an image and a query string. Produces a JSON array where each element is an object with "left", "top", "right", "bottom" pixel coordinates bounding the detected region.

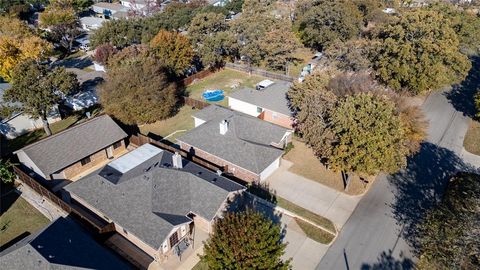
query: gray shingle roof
[
  {"left": 229, "top": 81, "right": 292, "bottom": 116},
  {"left": 15, "top": 115, "right": 127, "bottom": 176},
  {"left": 65, "top": 146, "right": 244, "bottom": 250},
  {"left": 178, "top": 105, "right": 288, "bottom": 174},
  {"left": 0, "top": 217, "right": 131, "bottom": 270}
]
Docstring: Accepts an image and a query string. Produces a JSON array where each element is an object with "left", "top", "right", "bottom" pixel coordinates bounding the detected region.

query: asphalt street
[{"left": 316, "top": 88, "right": 480, "bottom": 270}]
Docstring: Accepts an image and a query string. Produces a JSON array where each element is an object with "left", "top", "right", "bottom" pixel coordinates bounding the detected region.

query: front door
[{"left": 106, "top": 146, "right": 113, "bottom": 159}]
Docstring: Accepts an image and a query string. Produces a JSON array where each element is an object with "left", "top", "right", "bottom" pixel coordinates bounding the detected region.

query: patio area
[{"left": 149, "top": 228, "right": 209, "bottom": 270}]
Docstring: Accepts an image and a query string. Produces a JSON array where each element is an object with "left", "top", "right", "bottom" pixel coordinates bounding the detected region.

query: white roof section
[
  {"left": 257, "top": 79, "right": 274, "bottom": 88},
  {"left": 109, "top": 144, "right": 163, "bottom": 173}
]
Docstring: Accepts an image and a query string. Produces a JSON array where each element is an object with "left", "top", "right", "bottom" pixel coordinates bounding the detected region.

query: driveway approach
[{"left": 317, "top": 88, "right": 480, "bottom": 269}]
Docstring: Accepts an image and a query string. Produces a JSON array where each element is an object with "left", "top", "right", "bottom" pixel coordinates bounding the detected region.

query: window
[
  {"left": 169, "top": 231, "right": 179, "bottom": 248},
  {"left": 113, "top": 141, "right": 122, "bottom": 149},
  {"left": 256, "top": 107, "right": 263, "bottom": 113},
  {"left": 80, "top": 157, "right": 91, "bottom": 166}
]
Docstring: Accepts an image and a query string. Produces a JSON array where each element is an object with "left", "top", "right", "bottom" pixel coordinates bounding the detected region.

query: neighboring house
[
  {"left": 80, "top": 16, "right": 107, "bottom": 31},
  {"left": 228, "top": 80, "right": 294, "bottom": 128},
  {"left": 0, "top": 217, "right": 131, "bottom": 270},
  {"left": 177, "top": 105, "right": 292, "bottom": 182},
  {"left": 0, "top": 83, "right": 61, "bottom": 139},
  {"left": 64, "top": 143, "right": 245, "bottom": 263},
  {"left": 91, "top": 2, "right": 128, "bottom": 18},
  {"left": 15, "top": 115, "right": 127, "bottom": 181}
]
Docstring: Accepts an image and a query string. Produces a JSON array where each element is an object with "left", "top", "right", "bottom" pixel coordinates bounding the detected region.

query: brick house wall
[
  {"left": 57, "top": 140, "right": 126, "bottom": 180},
  {"left": 259, "top": 110, "right": 294, "bottom": 129},
  {"left": 178, "top": 141, "right": 260, "bottom": 182}
]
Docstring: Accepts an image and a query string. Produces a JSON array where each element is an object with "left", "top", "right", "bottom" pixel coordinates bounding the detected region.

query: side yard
[
  {"left": 283, "top": 139, "right": 372, "bottom": 195},
  {"left": 464, "top": 119, "right": 480, "bottom": 155},
  {"left": 139, "top": 106, "right": 197, "bottom": 143},
  {"left": 0, "top": 184, "right": 49, "bottom": 249},
  {"left": 185, "top": 68, "right": 273, "bottom": 107}
]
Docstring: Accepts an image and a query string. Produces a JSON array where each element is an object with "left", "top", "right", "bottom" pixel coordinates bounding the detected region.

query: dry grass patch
[
  {"left": 139, "top": 106, "right": 196, "bottom": 142},
  {"left": 464, "top": 120, "right": 480, "bottom": 155},
  {"left": 294, "top": 218, "right": 335, "bottom": 245},
  {"left": 283, "top": 139, "right": 371, "bottom": 195}
]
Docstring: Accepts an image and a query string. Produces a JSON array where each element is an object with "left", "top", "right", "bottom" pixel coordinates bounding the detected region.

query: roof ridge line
[{"left": 17, "top": 114, "right": 110, "bottom": 152}]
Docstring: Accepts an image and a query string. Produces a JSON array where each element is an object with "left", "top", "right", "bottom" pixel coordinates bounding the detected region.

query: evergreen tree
[{"left": 201, "top": 210, "right": 290, "bottom": 270}]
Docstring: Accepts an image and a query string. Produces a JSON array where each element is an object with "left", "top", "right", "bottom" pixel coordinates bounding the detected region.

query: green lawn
[
  {"left": 464, "top": 120, "right": 480, "bottom": 155},
  {"left": 0, "top": 191, "right": 50, "bottom": 249},
  {"left": 192, "top": 260, "right": 209, "bottom": 270},
  {"left": 295, "top": 218, "right": 335, "bottom": 245},
  {"left": 139, "top": 106, "right": 197, "bottom": 142},
  {"left": 185, "top": 68, "right": 271, "bottom": 107},
  {"left": 277, "top": 197, "right": 336, "bottom": 234}
]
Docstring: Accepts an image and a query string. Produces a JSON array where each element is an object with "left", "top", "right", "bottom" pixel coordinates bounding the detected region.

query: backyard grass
[
  {"left": 283, "top": 139, "right": 369, "bottom": 195},
  {"left": 192, "top": 260, "right": 209, "bottom": 270},
  {"left": 185, "top": 68, "right": 271, "bottom": 107},
  {"left": 0, "top": 191, "right": 49, "bottom": 249},
  {"left": 294, "top": 218, "right": 335, "bottom": 245},
  {"left": 287, "top": 47, "right": 315, "bottom": 78},
  {"left": 464, "top": 120, "right": 480, "bottom": 155},
  {"left": 277, "top": 197, "right": 336, "bottom": 234},
  {"left": 139, "top": 106, "right": 197, "bottom": 142}
]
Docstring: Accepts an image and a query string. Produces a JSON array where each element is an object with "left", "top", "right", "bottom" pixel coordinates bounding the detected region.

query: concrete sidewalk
[
  {"left": 16, "top": 183, "right": 67, "bottom": 221},
  {"left": 266, "top": 160, "right": 361, "bottom": 229}
]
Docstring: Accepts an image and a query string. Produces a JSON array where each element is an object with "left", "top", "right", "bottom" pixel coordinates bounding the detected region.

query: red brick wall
[
  {"left": 178, "top": 142, "right": 260, "bottom": 182},
  {"left": 260, "top": 110, "right": 294, "bottom": 129},
  {"left": 60, "top": 140, "right": 126, "bottom": 180}
]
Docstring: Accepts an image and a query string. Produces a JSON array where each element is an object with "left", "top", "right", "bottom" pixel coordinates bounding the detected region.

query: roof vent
[
  {"left": 219, "top": 120, "right": 228, "bottom": 135},
  {"left": 172, "top": 152, "right": 183, "bottom": 169}
]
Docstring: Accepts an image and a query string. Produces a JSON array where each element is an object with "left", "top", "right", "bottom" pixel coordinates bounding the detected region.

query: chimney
[
  {"left": 219, "top": 120, "right": 228, "bottom": 135},
  {"left": 172, "top": 152, "right": 183, "bottom": 169}
]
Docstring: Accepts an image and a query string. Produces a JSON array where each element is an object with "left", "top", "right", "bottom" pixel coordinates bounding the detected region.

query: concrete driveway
[
  {"left": 265, "top": 160, "right": 361, "bottom": 229},
  {"left": 247, "top": 194, "right": 330, "bottom": 270}
]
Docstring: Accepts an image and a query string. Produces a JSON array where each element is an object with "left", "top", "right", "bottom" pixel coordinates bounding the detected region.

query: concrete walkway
[
  {"left": 266, "top": 160, "right": 361, "bottom": 229},
  {"left": 16, "top": 183, "right": 67, "bottom": 221}
]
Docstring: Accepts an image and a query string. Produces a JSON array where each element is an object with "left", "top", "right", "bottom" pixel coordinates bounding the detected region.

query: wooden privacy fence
[
  {"left": 13, "top": 166, "right": 114, "bottom": 233},
  {"left": 183, "top": 96, "right": 210, "bottom": 109},
  {"left": 181, "top": 69, "right": 216, "bottom": 86},
  {"left": 225, "top": 63, "right": 294, "bottom": 82}
]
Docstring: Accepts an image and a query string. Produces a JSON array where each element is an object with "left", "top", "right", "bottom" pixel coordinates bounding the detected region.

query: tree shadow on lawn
[
  {"left": 445, "top": 56, "right": 480, "bottom": 119},
  {"left": 388, "top": 142, "right": 479, "bottom": 256}
]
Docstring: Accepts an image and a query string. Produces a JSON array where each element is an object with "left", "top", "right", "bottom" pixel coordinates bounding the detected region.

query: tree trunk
[{"left": 42, "top": 115, "right": 52, "bottom": 136}]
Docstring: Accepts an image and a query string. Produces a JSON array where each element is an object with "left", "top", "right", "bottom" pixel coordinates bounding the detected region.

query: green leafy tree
[
  {"left": 294, "top": 0, "right": 363, "bottom": 50},
  {"left": 198, "top": 31, "right": 239, "bottom": 68},
  {"left": 149, "top": 30, "right": 194, "bottom": 76},
  {"left": 417, "top": 173, "right": 480, "bottom": 270},
  {"left": 100, "top": 54, "right": 178, "bottom": 125},
  {"left": 0, "top": 159, "right": 16, "bottom": 184},
  {"left": 372, "top": 9, "right": 471, "bottom": 94},
  {"left": 90, "top": 19, "right": 143, "bottom": 49},
  {"left": 201, "top": 209, "right": 290, "bottom": 270},
  {"left": 324, "top": 38, "right": 373, "bottom": 72},
  {"left": 39, "top": 1, "right": 81, "bottom": 52},
  {"left": 3, "top": 60, "right": 79, "bottom": 135},
  {"left": 224, "top": 0, "right": 244, "bottom": 13},
  {"left": 258, "top": 24, "right": 301, "bottom": 71},
  {"left": 188, "top": 12, "right": 228, "bottom": 45},
  {"left": 329, "top": 93, "right": 409, "bottom": 176}
]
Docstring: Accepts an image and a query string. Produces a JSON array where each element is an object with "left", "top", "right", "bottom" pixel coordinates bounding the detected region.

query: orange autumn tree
[{"left": 149, "top": 30, "right": 194, "bottom": 76}]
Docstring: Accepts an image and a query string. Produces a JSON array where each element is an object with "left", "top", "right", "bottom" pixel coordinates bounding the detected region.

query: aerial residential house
[
  {"left": 0, "top": 217, "right": 131, "bottom": 270},
  {"left": 80, "top": 16, "right": 107, "bottom": 31},
  {"left": 228, "top": 80, "right": 294, "bottom": 128},
  {"left": 177, "top": 105, "right": 292, "bottom": 182},
  {"left": 0, "top": 83, "right": 61, "bottom": 139},
  {"left": 64, "top": 144, "right": 245, "bottom": 263},
  {"left": 91, "top": 2, "right": 128, "bottom": 18},
  {"left": 14, "top": 115, "right": 127, "bottom": 182}
]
